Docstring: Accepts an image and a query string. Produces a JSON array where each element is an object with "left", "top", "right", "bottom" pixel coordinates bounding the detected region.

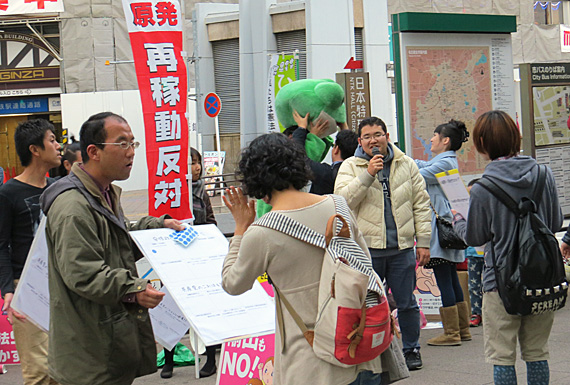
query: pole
[
  {"left": 194, "top": 329, "right": 200, "bottom": 379},
  {"left": 215, "top": 116, "right": 223, "bottom": 195}
]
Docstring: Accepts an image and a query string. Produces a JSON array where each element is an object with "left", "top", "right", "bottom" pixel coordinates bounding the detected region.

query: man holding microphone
[{"left": 334, "top": 116, "right": 432, "bottom": 371}]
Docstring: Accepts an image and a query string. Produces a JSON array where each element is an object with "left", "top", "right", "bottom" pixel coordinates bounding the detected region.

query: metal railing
[{"left": 203, "top": 173, "right": 242, "bottom": 193}]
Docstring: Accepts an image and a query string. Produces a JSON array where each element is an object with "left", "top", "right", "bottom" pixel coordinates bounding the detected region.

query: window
[{"left": 534, "top": 1, "right": 565, "bottom": 25}]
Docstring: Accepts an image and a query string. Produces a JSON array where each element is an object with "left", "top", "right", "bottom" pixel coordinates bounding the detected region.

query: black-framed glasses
[
  {"left": 361, "top": 133, "right": 386, "bottom": 141},
  {"left": 96, "top": 141, "right": 140, "bottom": 150}
]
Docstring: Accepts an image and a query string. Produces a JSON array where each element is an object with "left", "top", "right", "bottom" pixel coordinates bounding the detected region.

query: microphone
[
  {"left": 371, "top": 147, "right": 381, "bottom": 157},
  {"left": 371, "top": 147, "right": 382, "bottom": 177}
]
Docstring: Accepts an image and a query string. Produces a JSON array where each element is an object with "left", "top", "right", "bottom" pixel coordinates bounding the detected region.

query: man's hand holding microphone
[{"left": 368, "top": 147, "right": 384, "bottom": 177}]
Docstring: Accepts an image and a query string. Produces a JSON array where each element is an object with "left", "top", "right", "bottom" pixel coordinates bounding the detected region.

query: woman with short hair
[{"left": 453, "top": 110, "right": 562, "bottom": 385}]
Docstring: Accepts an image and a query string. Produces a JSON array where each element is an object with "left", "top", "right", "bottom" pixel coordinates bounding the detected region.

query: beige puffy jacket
[{"left": 334, "top": 145, "right": 431, "bottom": 250}]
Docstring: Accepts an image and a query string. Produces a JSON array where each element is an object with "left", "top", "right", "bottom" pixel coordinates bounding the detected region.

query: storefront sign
[
  {"left": 561, "top": 24, "right": 570, "bottom": 53},
  {"left": 0, "top": 0, "right": 64, "bottom": 15},
  {"left": 123, "top": 0, "right": 192, "bottom": 220},
  {"left": 0, "top": 87, "right": 61, "bottom": 98},
  {"left": 0, "top": 33, "right": 60, "bottom": 92},
  {"left": 0, "top": 97, "right": 48, "bottom": 114}
]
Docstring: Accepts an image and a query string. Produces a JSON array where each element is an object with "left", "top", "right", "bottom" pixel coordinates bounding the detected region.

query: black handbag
[{"left": 431, "top": 203, "right": 467, "bottom": 250}]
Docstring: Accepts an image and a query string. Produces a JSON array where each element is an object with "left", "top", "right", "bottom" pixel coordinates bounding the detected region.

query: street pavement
[
  {"left": 3, "top": 190, "right": 570, "bottom": 384},
  {"left": 4, "top": 306, "right": 570, "bottom": 384}
]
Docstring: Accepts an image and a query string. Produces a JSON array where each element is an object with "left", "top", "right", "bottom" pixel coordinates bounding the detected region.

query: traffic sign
[{"left": 204, "top": 92, "right": 222, "bottom": 118}]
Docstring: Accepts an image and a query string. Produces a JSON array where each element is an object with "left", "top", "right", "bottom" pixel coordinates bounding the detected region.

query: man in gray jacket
[{"left": 40, "top": 112, "right": 183, "bottom": 384}]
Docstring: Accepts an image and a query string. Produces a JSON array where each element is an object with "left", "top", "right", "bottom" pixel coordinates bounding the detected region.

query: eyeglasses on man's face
[
  {"left": 360, "top": 132, "right": 386, "bottom": 141},
  {"left": 96, "top": 141, "right": 141, "bottom": 150}
]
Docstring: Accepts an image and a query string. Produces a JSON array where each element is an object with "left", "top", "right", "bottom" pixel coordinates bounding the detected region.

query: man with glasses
[
  {"left": 334, "top": 116, "right": 431, "bottom": 371},
  {"left": 40, "top": 112, "right": 184, "bottom": 384}
]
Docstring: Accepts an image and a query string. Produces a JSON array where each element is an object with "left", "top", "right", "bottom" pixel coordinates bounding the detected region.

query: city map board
[
  {"left": 533, "top": 86, "right": 570, "bottom": 146},
  {"left": 520, "top": 63, "right": 570, "bottom": 216},
  {"left": 397, "top": 33, "right": 516, "bottom": 178}
]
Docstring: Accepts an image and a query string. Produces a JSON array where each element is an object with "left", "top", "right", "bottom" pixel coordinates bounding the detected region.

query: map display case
[
  {"left": 520, "top": 63, "right": 570, "bottom": 216},
  {"left": 392, "top": 12, "right": 517, "bottom": 178}
]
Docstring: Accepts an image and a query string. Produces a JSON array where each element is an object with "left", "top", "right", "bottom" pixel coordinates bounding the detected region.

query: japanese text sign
[
  {"left": 0, "top": 294, "right": 19, "bottom": 365},
  {"left": 123, "top": 0, "right": 191, "bottom": 219},
  {"left": 267, "top": 54, "right": 297, "bottom": 133},
  {"left": 336, "top": 72, "right": 371, "bottom": 131},
  {"left": 0, "top": 0, "right": 64, "bottom": 15},
  {"left": 218, "top": 274, "right": 275, "bottom": 385}
]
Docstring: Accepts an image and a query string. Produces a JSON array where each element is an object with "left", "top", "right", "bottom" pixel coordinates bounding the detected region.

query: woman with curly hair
[
  {"left": 221, "top": 133, "right": 403, "bottom": 385},
  {"left": 414, "top": 119, "right": 471, "bottom": 347}
]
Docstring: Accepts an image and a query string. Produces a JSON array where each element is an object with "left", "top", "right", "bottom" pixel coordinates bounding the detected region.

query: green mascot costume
[{"left": 257, "top": 78, "right": 347, "bottom": 217}]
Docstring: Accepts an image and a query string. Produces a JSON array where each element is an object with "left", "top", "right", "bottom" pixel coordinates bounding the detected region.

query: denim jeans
[
  {"left": 370, "top": 248, "right": 420, "bottom": 352},
  {"left": 348, "top": 370, "right": 382, "bottom": 385}
]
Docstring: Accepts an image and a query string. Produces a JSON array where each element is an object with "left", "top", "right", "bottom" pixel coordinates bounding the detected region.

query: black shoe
[
  {"left": 199, "top": 363, "right": 217, "bottom": 378},
  {"left": 404, "top": 348, "right": 423, "bottom": 370},
  {"left": 160, "top": 363, "right": 174, "bottom": 379}
]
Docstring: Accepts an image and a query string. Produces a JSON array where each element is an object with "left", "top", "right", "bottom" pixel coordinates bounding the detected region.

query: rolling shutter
[
  {"left": 212, "top": 38, "right": 240, "bottom": 134},
  {"left": 275, "top": 29, "right": 307, "bottom": 80}
]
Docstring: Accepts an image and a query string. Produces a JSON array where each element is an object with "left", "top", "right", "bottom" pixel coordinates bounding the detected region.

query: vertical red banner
[{"left": 123, "top": 0, "right": 192, "bottom": 220}]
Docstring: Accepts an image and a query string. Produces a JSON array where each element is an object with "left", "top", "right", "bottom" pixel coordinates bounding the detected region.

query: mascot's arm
[{"left": 305, "top": 134, "right": 333, "bottom": 162}]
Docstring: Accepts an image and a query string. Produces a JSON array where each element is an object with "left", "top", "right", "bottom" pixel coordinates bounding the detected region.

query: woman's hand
[
  {"left": 223, "top": 186, "right": 256, "bottom": 236},
  {"left": 292, "top": 110, "right": 309, "bottom": 129}
]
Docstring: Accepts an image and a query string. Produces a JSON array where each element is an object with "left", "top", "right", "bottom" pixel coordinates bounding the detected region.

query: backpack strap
[
  {"left": 254, "top": 211, "right": 327, "bottom": 249},
  {"left": 476, "top": 176, "right": 519, "bottom": 215},
  {"left": 532, "top": 164, "right": 547, "bottom": 209}
]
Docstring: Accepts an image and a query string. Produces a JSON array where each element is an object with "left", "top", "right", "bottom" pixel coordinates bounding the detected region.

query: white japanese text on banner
[{"left": 122, "top": 0, "right": 192, "bottom": 219}]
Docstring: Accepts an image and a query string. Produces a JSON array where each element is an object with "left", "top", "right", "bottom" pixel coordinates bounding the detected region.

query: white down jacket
[{"left": 334, "top": 145, "right": 431, "bottom": 250}]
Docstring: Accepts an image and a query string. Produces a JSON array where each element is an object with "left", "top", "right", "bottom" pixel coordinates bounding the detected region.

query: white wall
[
  {"left": 240, "top": 0, "right": 278, "bottom": 145},
  {"left": 305, "top": 0, "right": 355, "bottom": 79},
  {"left": 61, "top": 90, "right": 196, "bottom": 192},
  {"left": 362, "top": 0, "right": 395, "bottom": 138}
]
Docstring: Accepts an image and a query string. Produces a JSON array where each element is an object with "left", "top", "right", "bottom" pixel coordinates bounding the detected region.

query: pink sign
[
  {"left": 219, "top": 336, "right": 275, "bottom": 385},
  {"left": 0, "top": 295, "right": 19, "bottom": 365},
  {"left": 218, "top": 274, "right": 275, "bottom": 385}
]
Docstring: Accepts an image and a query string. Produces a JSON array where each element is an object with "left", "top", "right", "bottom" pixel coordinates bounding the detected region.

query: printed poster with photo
[
  {"left": 203, "top": 151, "right": 226, "bottom": 196},
  {"left": 217, "top": 273, "right": 275, "bottom": 385}
]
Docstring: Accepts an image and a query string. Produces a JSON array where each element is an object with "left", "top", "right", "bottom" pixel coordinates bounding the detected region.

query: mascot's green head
[{"left": 275, "top": 78, "right": 346, "bottom": 130}]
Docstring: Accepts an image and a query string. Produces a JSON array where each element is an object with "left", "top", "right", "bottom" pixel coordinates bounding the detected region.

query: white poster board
[
  {"left": 435, "top": 169, "right": 484, "bottom": 255},
  {"left": 149, "top": 286, "right": 190, "bottom": 351},
  {"left": 129, "top": 224, "right": 275, "bottom": 346},
  {"left": 11, "top": 217, "right": 50, "bottom": 332},
  {"left": 435, "top": 169, "right": 470, "bottom": 219}
]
